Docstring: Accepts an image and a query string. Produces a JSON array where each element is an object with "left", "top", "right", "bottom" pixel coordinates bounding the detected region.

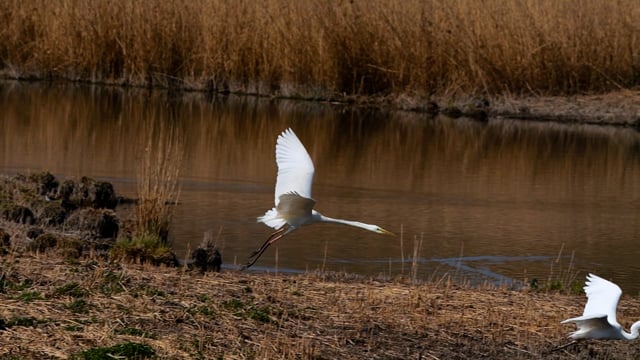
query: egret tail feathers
[{"left": 257, "top": 208, "right": 286, "bottom": 229}]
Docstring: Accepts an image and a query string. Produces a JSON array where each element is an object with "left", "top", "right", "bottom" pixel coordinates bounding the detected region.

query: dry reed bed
[
  {"left": 2, "top": 253, "right": 640, "bottom": 359},
  {"left": 1, "top": 1, "right": 638, "bottom": 98}
]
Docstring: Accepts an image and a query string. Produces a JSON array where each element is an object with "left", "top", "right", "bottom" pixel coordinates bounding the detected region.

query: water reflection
[{"left": 1, "top": 81, "right": 639, "bottom": 292}]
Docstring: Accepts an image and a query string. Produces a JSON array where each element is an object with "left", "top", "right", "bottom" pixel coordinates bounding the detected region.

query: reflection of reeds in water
[{"left": 2, "top": 85, "right": 638, "bottom": 197}]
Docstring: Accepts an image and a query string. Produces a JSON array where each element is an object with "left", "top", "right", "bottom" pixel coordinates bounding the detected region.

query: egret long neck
[
  {"left": 317, "top": 214, "right": 377, "bottom": 232},
  {"left": 623, "top": 321, "right": 640, "bottom": 340}
]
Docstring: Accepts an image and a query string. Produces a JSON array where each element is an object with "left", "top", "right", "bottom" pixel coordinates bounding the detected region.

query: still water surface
[{"left": 1, "top": 81, "right": 639, "bottom": 291}]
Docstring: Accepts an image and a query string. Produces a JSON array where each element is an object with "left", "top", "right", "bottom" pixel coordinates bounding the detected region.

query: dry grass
[
  {"left": 2, "top": 252, "right": 640, "bottom": 359},
  {"left": 133, "top": 118, "right": 184, "bottom": 244},
  {"left": 0, "top": 1, "right": 638, "bottom": 98},
  {"left": 95, "top": 111, "right": 185, "bottom": 265},
  {"left": 109, "top": 117, "right": 184, "bottom": 263}
]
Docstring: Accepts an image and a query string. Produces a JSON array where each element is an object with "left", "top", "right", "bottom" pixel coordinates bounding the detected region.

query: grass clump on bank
[
  {"left": 111, "top": 119, "right": 183, "bottom": 265},
  {"left": 0, "top": 1, "right": 638, "bottom": 99},
  {"left": 110, "top": 234, "right": 177, "bottom": 266}
]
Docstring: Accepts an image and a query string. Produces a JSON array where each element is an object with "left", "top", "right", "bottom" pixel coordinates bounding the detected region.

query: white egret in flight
[
  {"left": 562, "top": 273, "right": 640, "bottom": 340},
  {"left": 243, "top": 128, "right": 394, "bottom": 269}
]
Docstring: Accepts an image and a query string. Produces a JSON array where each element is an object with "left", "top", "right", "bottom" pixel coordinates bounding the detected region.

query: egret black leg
[
  {"left": 249, "top": 226, "right": 286, "bottom": 258},
  {"left": 242, "top": 226, "right": 288, "bottom": 269}
]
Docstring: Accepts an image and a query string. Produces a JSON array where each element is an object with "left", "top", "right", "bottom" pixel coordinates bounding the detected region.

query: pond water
[{"left": 1, "top": 81, "right": 639, "bottom": 292}]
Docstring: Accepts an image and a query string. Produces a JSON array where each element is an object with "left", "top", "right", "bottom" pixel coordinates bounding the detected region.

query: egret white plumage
[
  {"left": 243, "top": 128, "right": 394, "bottom": 269},
  {"left": 562, "top": 273, "right": 640, "bottom": 340}
]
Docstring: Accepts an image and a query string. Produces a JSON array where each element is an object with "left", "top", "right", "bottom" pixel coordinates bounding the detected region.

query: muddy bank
[
  {"left": 2, "top": 77, "right": 639, "bottom": 128},
  {"left": 388, "top": 89, "right": 640, "bottom": 128},
  {"left": 0, "top": 172, "right": 223, "bottom": 272},
  {"left": 488, "top": 90, "right": 640, "bottom": 128},
  {"left": 0, "top": 172, "right": 122, "bottom": 255}
]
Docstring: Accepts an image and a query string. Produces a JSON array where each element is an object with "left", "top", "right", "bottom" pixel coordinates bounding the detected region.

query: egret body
[{"left": 244, "top": 128, "right": 393, "bottom": 269}]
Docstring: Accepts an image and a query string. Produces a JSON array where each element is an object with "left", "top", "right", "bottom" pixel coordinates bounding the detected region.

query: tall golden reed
[
  {"left": 134, "top": 118, "right": 183, "bottom": 244},
  {"left": 0, "top": 0, "right": 638, "bottom": 96}
]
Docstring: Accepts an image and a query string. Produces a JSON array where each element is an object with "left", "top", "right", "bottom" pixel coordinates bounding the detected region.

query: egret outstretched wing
[
  {"left": 582, "top": 273, "right": 622, "bottom": 326},
  {"left": 561, "top": 273, "right": 640, "bottom": 340},
  {"left": 274, "top": 128, "right": 315, "bottom": 205}
]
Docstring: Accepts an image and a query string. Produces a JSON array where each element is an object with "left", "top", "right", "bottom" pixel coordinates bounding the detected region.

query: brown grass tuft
[
  {"left": 134, "top": 118, "right": 183, "bottom": 243},
  {"left": 109, "top": 116, "right": 184, "bottom": 264}
]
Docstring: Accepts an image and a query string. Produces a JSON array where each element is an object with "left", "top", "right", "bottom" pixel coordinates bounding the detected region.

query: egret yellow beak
[{"left": 378, "top": 227, "right": 396, "bottom": 236}]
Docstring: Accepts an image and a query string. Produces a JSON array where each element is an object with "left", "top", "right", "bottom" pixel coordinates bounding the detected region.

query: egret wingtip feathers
[{"left": 274, "top": 128, "right": 315, "bottom": 206}]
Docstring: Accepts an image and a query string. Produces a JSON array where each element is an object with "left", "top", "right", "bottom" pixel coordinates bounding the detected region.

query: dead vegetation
[
  {"left": 133, "top": 119, "right": 183, "bottom": 243},
  {"left": 110, "top": 117, "right": 184, "bottom": 267},
  {"left": 0, "top": 0, "right": 638, "bottom": 99},
  {"left": 1, "top": 252, "right": 640, "bottom": 359}
]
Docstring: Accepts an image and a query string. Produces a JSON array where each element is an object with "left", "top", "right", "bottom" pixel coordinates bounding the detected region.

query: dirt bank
[
  {"left": 395, "top": 89, "right": 640, "bottom": 126},
  {"left": 488, "top": 90, "right": 640, "bottom": 127}
]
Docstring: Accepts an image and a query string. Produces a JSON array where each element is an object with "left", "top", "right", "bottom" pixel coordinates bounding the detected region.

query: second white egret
[{"left": 562, "top": 273, "right": 640, "bottom": 340}]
